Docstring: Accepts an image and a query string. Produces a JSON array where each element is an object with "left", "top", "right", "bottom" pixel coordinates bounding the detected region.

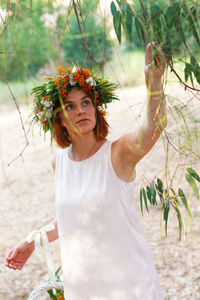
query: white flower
[
  {"left": 86, "top": 77, "right": 96, "bottom": 86},
  {"left": 60, "top": 274, "right": 64, "bottom": 282},
  {"left": 37, "top": 112, "right": 47, "bottom": 121},
  {"left": 72, "top": 66, "right": 77, "bottom": 73},
  {"left": 69, "top": 74, "right": 76, "bottom": 86},
  {"left": 44, "top": 100, "right": 53, "bottom": 108},
  {"left": 43, "top": 115, "right": 47, "bottom": 121},
  {"left": 37, "top": 112, "right": 43, "bottom": 119},
  {"left": 45, "top": 109, "right": 52, "bottom": 118}
]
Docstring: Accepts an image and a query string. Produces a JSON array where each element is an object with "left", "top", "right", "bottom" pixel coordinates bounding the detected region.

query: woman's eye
[
  {"left": 65, "top": 104, "right": 74, "bottom": 111},
  {"left": 82, "top": 100, "right": 90, "bottom": 107}
]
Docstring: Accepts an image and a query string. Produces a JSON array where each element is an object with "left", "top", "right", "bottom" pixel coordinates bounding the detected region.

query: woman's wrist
[{"left": 24, "top": 239, "right": 35, "bottom": 252}]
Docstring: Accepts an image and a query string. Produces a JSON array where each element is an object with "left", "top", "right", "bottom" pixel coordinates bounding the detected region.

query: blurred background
[{"left": 0, "top": 0, "right": 200, "bottom": 299}]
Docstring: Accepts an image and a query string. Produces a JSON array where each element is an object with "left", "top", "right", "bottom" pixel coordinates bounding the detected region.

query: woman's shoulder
[{"left": 52, "top": 147, "right": 68, "bottom": 172}]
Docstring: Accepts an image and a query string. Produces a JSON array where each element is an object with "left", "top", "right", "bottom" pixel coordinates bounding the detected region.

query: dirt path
[{"left": 0, "top": 85, "right": 200, "bottom": 299}]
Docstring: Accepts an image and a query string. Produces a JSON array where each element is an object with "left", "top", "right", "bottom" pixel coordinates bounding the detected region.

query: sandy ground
[{"left": 0, "top": 85, "right": 200, "bottom": 300}]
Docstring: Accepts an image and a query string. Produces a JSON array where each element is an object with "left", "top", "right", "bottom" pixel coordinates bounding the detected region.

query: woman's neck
[{"left": 70, "top": 132, "right": 104, "bottom": 161}]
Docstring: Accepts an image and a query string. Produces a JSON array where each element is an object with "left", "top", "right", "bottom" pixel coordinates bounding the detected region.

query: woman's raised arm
[{"left": 111, "top": 42, "right": 167, "bottom": 174}]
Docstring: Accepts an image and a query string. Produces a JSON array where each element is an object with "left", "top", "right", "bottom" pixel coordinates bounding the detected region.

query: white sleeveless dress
[{"left": 55, "top": 139, "right": 164, "bottom": 300}]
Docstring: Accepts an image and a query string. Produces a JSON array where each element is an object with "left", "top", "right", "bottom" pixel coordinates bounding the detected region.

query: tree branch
[
  {"left": 5, "top": 81, "right": 29, "bottom": 166},
  {"left": 72, "top": 0, "right": 97, "bottom": 65}
]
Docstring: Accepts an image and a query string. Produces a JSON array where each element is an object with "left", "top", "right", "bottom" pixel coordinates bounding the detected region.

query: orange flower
[
  {"left": 57, "top": 296, "right": 64, "bottom": 300},
  {"left": 105, "top": 104, "right": 107, "bottom": 109},
  {"left": 60, "top": 88, "right": 67, "bottom": 98},
  {"left": 73, "top": 70, "right": 81, "bottom": 82},
  {"left": 54, "top": 78, "right": 59, "bottom": 87},
  {"left": 87, "top": 84, "right": 92, "bottom": 91},
  {"left": 96, "top": 99, "right": 102, "bottom": 106},
  {"left": 65, "top": 68, "right": 72, "bottom": 73},
  {"left": 44, "top": 96, "right": 50, "bottom": 101},
  {"left": 95, "top": 92, "right": 99, "bottom": 98},
  {"left": 63, "top": 75, "right": 70, "bottom": 82},
  {"left": 58, "top": 65, "right": 65, "bottom": 74},
  {"left": 72, "top": 76, "right": 77, "bottom": 82},
  {"left": 78, "top": 76, "right": 86, "bottom": 87},
  {"left": 65, "top": 80, "right": 69, "bottom": 87},
  {"left": 82, "top": 68, "right": 91, "bottom": 79},
  {"left": 41, "top": 120, "right": 48, "bottom": 126}
]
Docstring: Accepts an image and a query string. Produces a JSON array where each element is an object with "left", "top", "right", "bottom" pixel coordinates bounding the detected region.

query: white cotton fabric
[{"left": 55, "top": 139, "right": 164, "bottom": 300}]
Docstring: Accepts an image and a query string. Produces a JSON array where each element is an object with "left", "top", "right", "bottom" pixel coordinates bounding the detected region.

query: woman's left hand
[{"left": 144, "top": 42, "right": 167, "bottom": 87}]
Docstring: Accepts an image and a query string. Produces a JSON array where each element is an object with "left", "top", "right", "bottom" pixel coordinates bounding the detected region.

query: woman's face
[{"left": 59, "top": 87, "right": 96, "bottom": 138}]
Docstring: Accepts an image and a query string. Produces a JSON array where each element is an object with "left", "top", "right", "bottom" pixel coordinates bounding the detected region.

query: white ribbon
[{"left": 26, "top": 224, "right": 56, "bottom": 284}]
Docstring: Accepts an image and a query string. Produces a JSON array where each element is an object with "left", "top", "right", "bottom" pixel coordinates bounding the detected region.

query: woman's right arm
[
  {"left": 5, "top": 155, "right": 58, "bottom": 270},
  {"left": 5, "top": 218, "right": 58, "bottom": 271}
]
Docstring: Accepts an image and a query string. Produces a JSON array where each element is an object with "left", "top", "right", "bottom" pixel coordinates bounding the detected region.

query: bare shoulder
[
  {"left": 111, "top": 133, "right": 138, "bottom": 163},
  {"left": 52, "top": 155, "right": 56, "bottom": 173},
  {"left": 111, "top": 123, "right": 164, "bottom": 171}
]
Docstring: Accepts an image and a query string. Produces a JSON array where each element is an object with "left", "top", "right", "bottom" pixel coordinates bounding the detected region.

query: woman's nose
[{"left": 77, "top": 104, "right": 85, "bottom": 114}]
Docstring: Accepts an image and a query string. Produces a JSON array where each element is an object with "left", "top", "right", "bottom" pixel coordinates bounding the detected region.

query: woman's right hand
[{"left": 5, "top": 239, "right": 34, "bottom": 270}]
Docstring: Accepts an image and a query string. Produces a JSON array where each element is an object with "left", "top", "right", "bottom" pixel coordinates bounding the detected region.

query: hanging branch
[
  {"left": 5, "top": 81, "right": 29, "bottom": 166},
  {"left": 72, "top": 0, "right": 97, "bottom": 65},
  {"left": 57, "top": 0, "right": 73, "bottom": 64},
  {"left": 0, "top": 10, "right": 15, "bottom": 39},
  {"left": 0, "top": 51, "right": 15, "bottom": 54},
  {"left": 169, "top": 62, "right": 200, "bottom": 93},
  {"left": 111, "top": 0, "right": 200, "bottom": 94}
]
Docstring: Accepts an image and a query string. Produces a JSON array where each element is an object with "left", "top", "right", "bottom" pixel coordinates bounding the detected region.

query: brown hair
[{"left": 52, "top": 91, "right": 109, "bottom": 148}]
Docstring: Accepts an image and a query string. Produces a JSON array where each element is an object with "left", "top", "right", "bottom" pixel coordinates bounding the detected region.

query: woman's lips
[{"left": 76, "top": 118, "right": 89, "bottom": 124}]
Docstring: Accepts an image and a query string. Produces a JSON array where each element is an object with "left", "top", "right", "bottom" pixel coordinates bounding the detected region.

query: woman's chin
[
  {"left": 76, "top": 122, "right": 95, "bottom": 132},
  {"left": 78, "top": 127, "right": 93, "bottom": 135}
]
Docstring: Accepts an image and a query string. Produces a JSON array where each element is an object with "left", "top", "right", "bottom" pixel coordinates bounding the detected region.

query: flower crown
[{"left": 30, "top": 65, "right": 119, "bottom": 134}]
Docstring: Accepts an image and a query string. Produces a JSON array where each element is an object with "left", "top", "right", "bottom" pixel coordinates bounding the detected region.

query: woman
[{"left": 5, "top": 43, "right": 167, "bottom": 299}]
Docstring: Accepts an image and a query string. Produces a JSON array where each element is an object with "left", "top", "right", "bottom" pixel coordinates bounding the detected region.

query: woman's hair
[{"left": 52, "top": 89, "right": 109, "bottom": 148}]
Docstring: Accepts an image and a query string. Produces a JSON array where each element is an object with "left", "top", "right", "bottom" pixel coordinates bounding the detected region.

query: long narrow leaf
[
  {"left": 146, "top": 185, "right": 152, "bottom": 205},
  {"left": 142, "top": 188, "right": 149, "bottom": 213},
  {"left": 135, "top": 17, "right": 145, "bottom": 45},
  {"left": 157, "top": 178, "right": 163, "bottom": 196},
  {"left": 111, "top": 2, "right": 121, "bottom": 43},
  {"left": 124, "top": 5, "right": 133, "bottom": 41},
  {"left": 173, "top": 198, "right": 183, "bottom": 240},
  {"left": 176, "top": 209, "right": 183, "bottom": 241},
  {"left": 111, "top": 2, "right": 117, "bottom": 19},
  {"left": 178, "top": 188, "right": 192, "bottom": 218},
  {"left": 185, "top": 174, "right": 199, "bottom": 200},
  {"left": 116, "top": 11, "right": 122, "bottom": 44},
  {"left": 140, "top": 188, "right": 143, "bottom": 216},
  {"left": 150, "top": 181, "right": 157, "bottom": 205},
  {"left": 163, "top": 203, "right": 170, "bottom": 236},
  {"left": 187, "top": 168, "right": 200, "bottom": 182},
  {"left": 55, "top": 265, "right": 62, "bottom": 276}
]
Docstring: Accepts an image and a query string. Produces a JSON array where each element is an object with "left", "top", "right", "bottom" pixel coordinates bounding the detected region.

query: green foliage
[
  {"left": 47, "top": 265, "right": 64, "bottom": 299},
  {"left": 185, "top": 170, "right": 200, "bottom": 200},
  {"left": 0, "top": 15, "right": 55, "bottom": 81},
  {"left": 140, "top": 168, "right": 200, "bottom": 240},
  {"left": 111, "top": 0, "right": 200, "bottom": 88},
  {"left": 57, "top": 0, "right": 113, "bottom": 70},
  {"left": 1, "top": 0, "right": 52, "bottom": 16}
]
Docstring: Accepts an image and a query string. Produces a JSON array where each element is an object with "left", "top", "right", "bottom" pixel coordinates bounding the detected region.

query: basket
[{"left": 28, "top": 281, "right": 64, "bottom": 300}]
